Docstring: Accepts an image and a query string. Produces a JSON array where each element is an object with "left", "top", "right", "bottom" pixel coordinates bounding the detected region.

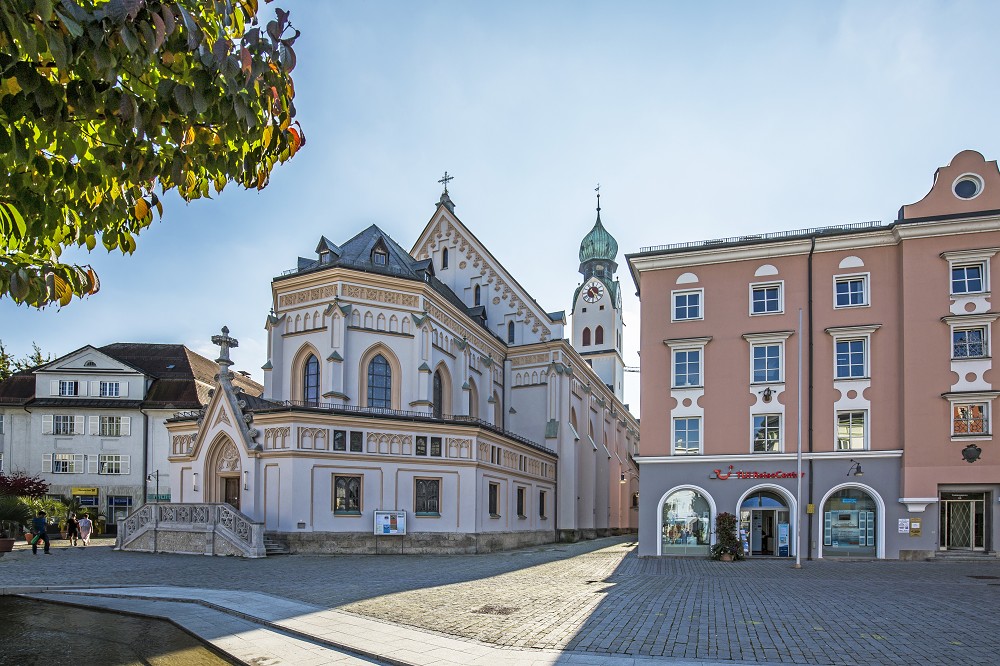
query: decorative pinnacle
[{"left": 211, "top": 325, "right": 239, "bottom": 366}]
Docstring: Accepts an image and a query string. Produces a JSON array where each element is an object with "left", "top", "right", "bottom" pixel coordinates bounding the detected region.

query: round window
[{"left": 954, "top": 175, "right": 983, "bottom": 200}]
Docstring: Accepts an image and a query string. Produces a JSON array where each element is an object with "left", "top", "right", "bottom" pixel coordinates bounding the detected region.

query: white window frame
[
  {"left": 944, "top": 314, "right": 998, "bottom": 360},
  {"left": 749, "top": 281, "right": 784, "bottom": 316},
  {"left": 671, "top": 347, "right": 703, "bottom": 389},
  {"left": 827, "top": 325, "right": 880, "bottom": 381},
  {"left": 98, "top": 454, "right": 130, "bottom": 475},
  {"left": 50, "top": 452, "right": 84, "bottom": 473},
  {"left": 751, "top": 413, "right": 782, "bottom": 453},
  {"left": 835, "top": 410, "right": 868, "bottom": 451},
  {"left": 943, "top": 392, "right": 997, "bottom": 441},
  {"left": 672, "top": 416, "right": 702, "bottom": 455},
  {"left": 100, "top": 416, "right": 122, "bottom": 437},
  {"left": 53, "top": 414, "right": 76, "bottom": 435},
  {"left": 671, "top": 288, "right": 704, "bottom": 322},
  {"left": 834, "top": 338, "right": 867, "bottom": 379},
  {"left": 99, "top": 381, "right": 121, "bottom": 397},
  {"left": 952, "top": 326, "right": 989, "bottom": 359},
  {"left": 833, "top": 273, "right": 870, "bottom": 309},
  {"left": 58, "top": 380, "right": 79, "bottom": 396},
  {"left": 751, "top": 342, "right": 782, "bottom": 384},
  {"left": 0, "top": 414, "right": 4, "bottom": 435},
  {"left": 942, "top": 248, "right": 997, "bottom": 297}
]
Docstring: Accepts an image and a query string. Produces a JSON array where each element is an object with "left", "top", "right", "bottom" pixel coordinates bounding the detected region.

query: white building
[
  {"left": 0, "top": 344, "right": 260, "bottom": 530},
  {"left": 156, "top": 188, "right": 640, "bottom": 554}
]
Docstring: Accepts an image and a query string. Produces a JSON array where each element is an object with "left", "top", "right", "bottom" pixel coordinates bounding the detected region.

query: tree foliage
[
  {"left": 0, "top": 0, "right": 304, "bottom": 307},
  {"left": 0, "top": 339, "right": 51, "bottom": 380},
  {"left": 0, "top": 471, "right": 51, "bottom": 498}
]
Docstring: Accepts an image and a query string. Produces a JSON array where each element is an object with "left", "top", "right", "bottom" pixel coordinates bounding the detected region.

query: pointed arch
[
  {"left": 507, "top": 321, "right": 515, "bottom": 344},
  {"left": 376, "top": 313, "right": 386, "bottom": 331},
  {"left": 351, "top": 309, "right": 361, "bottom": 327},
  {"left": 432, "top": 362, "right": 453, "bottom": 418},
  {"left": 359, "top": 343, "right": 402, "bottom": 409},
  {"left": 468, "top": 377, "right": 480, "bottom": 418},
  {"left": 205, "top": 433, "right": 243, "bottom": 507},
  {"left": 290, "top": 342, "right": 323, "bottom": 403},
  {"left": 442, "top": 246, "right": 449, "bottom": 269},
  {"left": 294, "top": 314, "right": 301, "bottom": 332},
  {"left": 402, "top": 317, "right": 411, "bottom": 335},
  {"left": 595, "top": 326, "right": 604, "bottom": 345},
  {"left": 364, "top": 311, "right": 374, "bottom": 329},
  {"left": 303, "top": 312, "right": 311, "bottom": 329},
  {"left": 493, "top": 390, "right": 502, "bottom": 425},
  {"left": 583, "top": 327, "right": 591, "bottom": 346},
  {"left": 474, "top": 284, "right": 481, "bottom": 306},
  {"left": 389, "top": 315, "right": 399, "bottom": 333}
]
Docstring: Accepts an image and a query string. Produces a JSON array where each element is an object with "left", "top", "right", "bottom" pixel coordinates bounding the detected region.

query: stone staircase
[
  {"left": 930, "top": 549, "right": 999, "bottom": 562},
  {"left": 263, "top": 535, "right": 289, "bottom": 556}
]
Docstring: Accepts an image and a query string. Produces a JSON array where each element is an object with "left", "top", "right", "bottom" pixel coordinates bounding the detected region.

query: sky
[{"left": 3, "top": 0, "right": 1000, "bottom": 416}]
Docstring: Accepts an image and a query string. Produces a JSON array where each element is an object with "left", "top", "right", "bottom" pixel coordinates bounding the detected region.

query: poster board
[{"left": 374, "top": 510, "right": 406, "bottom": 535}]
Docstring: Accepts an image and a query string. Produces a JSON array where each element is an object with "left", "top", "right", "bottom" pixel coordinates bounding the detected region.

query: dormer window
[
  {"left": 319, "top": 251, "right": 332, "bottom": 264},
  {"left": 371, "top": 238, "right": 389, "bottom": 266}
]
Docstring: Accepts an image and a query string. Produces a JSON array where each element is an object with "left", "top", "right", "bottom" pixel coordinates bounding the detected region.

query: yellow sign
[
  {"left": 910, "top": 518, "right": 922, "bottom": 537},
  {"left": 72, "top": 487, "right": 98, "bottom": 496}
]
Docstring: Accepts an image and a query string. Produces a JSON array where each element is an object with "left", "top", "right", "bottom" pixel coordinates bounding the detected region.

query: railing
[
  {"left": 281, "top": 256, "right": 417, "bottom": 279},
  {"left": 117, "top": 503, "right": 265, "bottom": 558},
  {"left": 638, "top": 220, "right": 887, "bottom": 254}
]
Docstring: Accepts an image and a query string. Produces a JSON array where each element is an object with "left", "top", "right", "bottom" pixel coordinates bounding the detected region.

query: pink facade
[{"left": 628, "top": 150, "right": 1000, "bottom": 559}]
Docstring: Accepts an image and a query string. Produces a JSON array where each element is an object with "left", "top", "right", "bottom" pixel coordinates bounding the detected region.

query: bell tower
[{"left": 571, "top": 188, "right": 625, "bottom": 400}]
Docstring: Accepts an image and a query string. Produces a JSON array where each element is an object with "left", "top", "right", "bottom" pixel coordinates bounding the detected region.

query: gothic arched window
[
  {"left": 474, "top": 284, "right": 481, "bottom": 306},
  {"left": 433, "top": 370, "right": 444, "bottom": 419},
  {"left": 507, "top": 321, "right": 515, "bottom": 344},
  {"left": 595, "top": 326, "right": 604, "bottom": 345},
  {"left": 442, "top": 247, "right": 449, "bottom": 269},
  {"left": 582, "top": 327, "right": 591, "bottom": 346},
  {"left": 367, "top": 354, "right": 391, "bottom": 409},
  {"left": 304, "top": 354, "right": 320, "bottom": 406}
]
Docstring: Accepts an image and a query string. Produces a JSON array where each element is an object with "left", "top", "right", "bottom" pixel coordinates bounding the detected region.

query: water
[{"left": 0, "top": 596, "right": 234, "bottom": 666}]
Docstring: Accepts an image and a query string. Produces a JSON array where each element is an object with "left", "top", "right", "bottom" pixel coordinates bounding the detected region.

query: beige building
[{"left": 628, "top": 150, "right": 1000, "bottom": 560}]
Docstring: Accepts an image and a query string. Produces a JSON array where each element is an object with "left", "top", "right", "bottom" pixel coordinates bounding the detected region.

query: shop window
[
  {"left": 823, "top": 488, "right": 876, "bottom": 557},
  {"left": 661, "top": 489, "right": 711, "bottom": 556}
]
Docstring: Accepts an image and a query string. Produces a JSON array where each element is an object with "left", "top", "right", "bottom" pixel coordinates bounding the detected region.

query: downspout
[
  {"left": 807, "top": 236, "right": 816, "bottom": 560},
  {"left": 140, "top": 406, "right": 149, "bottom": 504}
]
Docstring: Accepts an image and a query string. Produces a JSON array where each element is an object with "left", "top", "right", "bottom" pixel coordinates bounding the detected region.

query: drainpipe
[
  {"left": 140, "top": 406, "right": 149, "bottom": 505},
  {"left": 807, "top": 236, "right": 816, "bottom": 560}
]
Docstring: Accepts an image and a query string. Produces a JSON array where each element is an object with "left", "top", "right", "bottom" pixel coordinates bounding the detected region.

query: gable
[{"left": 37, "top": 346, "right": 141, "bottom": 375}]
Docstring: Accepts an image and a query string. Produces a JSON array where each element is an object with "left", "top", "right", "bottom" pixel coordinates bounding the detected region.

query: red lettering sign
[{"left": 709, "top": 467, "right": 805, "bottom": 480}]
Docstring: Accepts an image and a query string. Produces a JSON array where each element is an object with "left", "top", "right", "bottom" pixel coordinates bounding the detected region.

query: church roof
[{"left": 579, "top": 212, "right": 619, "bottom": 264}]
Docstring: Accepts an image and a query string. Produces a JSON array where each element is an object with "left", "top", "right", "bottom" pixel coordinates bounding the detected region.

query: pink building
[{"left": 627, "top": 150, "right": 1000, "bottom": 559}]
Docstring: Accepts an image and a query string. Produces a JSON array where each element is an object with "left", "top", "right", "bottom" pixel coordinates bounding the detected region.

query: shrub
[{"left": 710, "top": 511, "right": 744, "bottom": 560}]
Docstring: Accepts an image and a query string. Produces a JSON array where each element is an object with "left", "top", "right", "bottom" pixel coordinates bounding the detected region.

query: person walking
[
  {"left": 65, "top": 512, "right": 80, "bottom": 546},
  {"left": 78, "top": 513, "right": 93, "bottom": 547},
  {"left": 30, "top": 510, "right": 50, "bottom": 555}
]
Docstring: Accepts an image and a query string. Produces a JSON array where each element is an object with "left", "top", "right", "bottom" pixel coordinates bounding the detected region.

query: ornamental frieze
[
  {"left": 171, "top": 434, "right": 195, "bottom": 455},
  {"left": 278, "top": 286, "right": 337, "bottom": 308},
  {"left": 341, "top": 284, "right": 420, "bottom": 308},
  {"left": 512, "top": 353, "right": 550, "bottom": 367}
]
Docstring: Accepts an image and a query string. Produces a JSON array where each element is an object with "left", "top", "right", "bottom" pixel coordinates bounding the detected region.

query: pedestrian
[
  {"left": 78, "top": 513, "right": 93, "bottom": 547},
  {"left": 30, "top": 510, "right": 50, "bottom": 555},
  {"left": 65, "top": 512, "right": 80, "bottom": 546}
]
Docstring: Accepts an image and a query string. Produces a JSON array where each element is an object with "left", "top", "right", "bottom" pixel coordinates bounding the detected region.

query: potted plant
[
  {"left": 0, "top": 472, "right": 49, "bottom": 553},
  {"left": 710, "top": 511, "right": 744, "bottom": 561}
]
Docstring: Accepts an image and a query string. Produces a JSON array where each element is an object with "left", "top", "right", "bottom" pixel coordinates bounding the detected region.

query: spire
[
  {"left": 437, "top": 171, "right": 455, "bottom": 212},
  {"left": 579, "top": 185, "right": 618, "bottom": 265}
]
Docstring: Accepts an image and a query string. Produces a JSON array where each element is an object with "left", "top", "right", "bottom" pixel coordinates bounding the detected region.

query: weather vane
[
  {"left": 595, "top": 183, "right": 601, "bottom": 212},
  {"left": 438, "top": 171, "right": 454, "bottom": 195}
]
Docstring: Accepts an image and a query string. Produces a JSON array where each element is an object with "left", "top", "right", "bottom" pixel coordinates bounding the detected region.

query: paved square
[{"left": 2, "top": 536, "right": 999, "bottom": 664}]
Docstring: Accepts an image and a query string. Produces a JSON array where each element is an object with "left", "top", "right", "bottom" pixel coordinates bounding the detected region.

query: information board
[{"left": 374, "top": 510, "right": 406, "bottom": 535}]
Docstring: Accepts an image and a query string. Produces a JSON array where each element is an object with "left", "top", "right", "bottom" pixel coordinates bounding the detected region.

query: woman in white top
[{"left": 78, "top": 513, "right": 93, "bottom": 546}]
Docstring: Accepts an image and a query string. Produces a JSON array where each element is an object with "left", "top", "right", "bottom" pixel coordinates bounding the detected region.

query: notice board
[{"left": 374, "top": 510, "right": 406, "bottom": 535}]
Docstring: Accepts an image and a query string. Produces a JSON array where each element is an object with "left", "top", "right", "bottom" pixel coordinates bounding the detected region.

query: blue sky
[{"left": 3, "top": 1, "right": 1000, "bottom": 415}]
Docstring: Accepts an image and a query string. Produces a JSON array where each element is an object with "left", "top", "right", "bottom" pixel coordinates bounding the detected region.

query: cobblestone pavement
[{"left": 2, "top": 536, "right": 1000, "bottom": 665}]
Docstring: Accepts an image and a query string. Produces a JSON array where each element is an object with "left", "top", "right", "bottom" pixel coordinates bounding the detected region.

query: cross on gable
[
  {"left": 438, "top": 171, "right": 454, "bottom": 194},
  {"left": 212, "top": 326, "right": 239, "bottom": 365}
]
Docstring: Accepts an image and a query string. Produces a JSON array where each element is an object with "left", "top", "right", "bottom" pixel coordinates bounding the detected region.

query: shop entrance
[
  {"left": 940, "top": 492, "right": 987, "bottom": 551},
  {"left": 740, "top": 491, "right": 791, "bottom": 557}
]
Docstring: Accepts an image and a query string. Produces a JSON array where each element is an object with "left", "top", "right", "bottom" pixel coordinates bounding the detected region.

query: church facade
[{"left": 163, "top": 188, "right": 639, "bottom": 554}]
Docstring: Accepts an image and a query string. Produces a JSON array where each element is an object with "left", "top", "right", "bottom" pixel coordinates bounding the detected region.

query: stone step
[
  {"left": 930, "top": 550, "right": 998, "bottom": 561},
  {"left": 263, "top": 538, "right": 289, "bottom": 556}
]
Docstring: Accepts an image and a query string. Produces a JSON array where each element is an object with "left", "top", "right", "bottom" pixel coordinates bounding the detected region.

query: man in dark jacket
[{"left": 30, "top": 510, "right": 50, "bottom": 555}]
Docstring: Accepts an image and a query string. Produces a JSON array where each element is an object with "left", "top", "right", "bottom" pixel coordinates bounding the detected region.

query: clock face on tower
[{"left": 583, "top": 280, "right": 605, "bottom": 303}]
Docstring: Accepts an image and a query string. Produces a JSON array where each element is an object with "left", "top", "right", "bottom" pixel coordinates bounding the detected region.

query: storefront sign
[
  {"left": 910, "top": 518, "right": 922, "bottom": 537},
  {"left": 709, "top": 465, "right": 805, "bottom": 480},
  {"left": 374, "top": 510, "right": 406, "bottom": 536},
  {"left": 72, "top": 487, "right": 98, "bottom": 496},
  {"left": 898, "top": 518, "right": 910, "bottom": 534},
  {"left": 146, "top": 494, "right": 171, "bottom": 502}
]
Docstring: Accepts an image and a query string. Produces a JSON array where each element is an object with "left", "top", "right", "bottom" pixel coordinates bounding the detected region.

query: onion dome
[{"left": 579, "top": 211, "right": 618, "bottom": 264}]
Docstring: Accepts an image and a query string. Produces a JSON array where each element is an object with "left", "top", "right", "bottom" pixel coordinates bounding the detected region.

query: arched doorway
[
  {"left": 821, "top": 485, "right": 881, "bottom": 558},
  {"left": 207, "top": 435, "right": 242, "bottom": 510},
  {"left": 659, "top": 487, "right": 713, "bottom": 556},
  {"left": 739, "top": 489, "right": 792, "bottom": 557}
]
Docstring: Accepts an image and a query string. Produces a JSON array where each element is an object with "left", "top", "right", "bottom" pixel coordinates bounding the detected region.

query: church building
[{"left": 147, "top": 185, "right": 639, "bottom": 555}]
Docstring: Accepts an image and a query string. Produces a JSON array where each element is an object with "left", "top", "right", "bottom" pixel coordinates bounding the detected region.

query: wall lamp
[
  {"left": 847, "top": 459, "right": 863, "bottom": 477},
  {"left": 759, "top": 387, "right": 773, "bottom": 403},
  {"left": 620, "top": 473, "right": 627, "bottom": 484},
  {"left": 243, "top": 470, "right": 249, "bottom": 490},
  {"left": 192, "top": 472, "right": 199, "bottom": 492}
]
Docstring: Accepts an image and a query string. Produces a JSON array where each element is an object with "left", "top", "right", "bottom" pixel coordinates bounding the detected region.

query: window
[
  {"left": 333, "top": 430, "right": 347, "bottom": 451},
  {"left": 952, "top": 263, "right": 985, "bottom": 295},
  {"left": 516, "top": 487, "right": 526, "bottom": 518},
  {"left": 367, "top": 354, "right": 391, "bottom": 408},
  {"left": 539, "top": 490, "right": 547, "bottom": 518},
  {"left": 415, "top": 436, "right": 427, "bottom": 456},
  {"left": 373, "top": 248, "right": 388, "bottom": 265},
  {"left": 672, "top": 290, "right": 703, "bottom": 321},
  {"left": 673, "top": 417, "right": 701, "bottom": 455},
  {"left": 441, "top": 247, "right": 449, "bottom": 269},
  {"left": 954, "top": 404, "right": 988, "bottom": 436},
  {"left": 415, "top": 478, "right": 440, "bottom": 515},
  {"left": 99, "top": 416, "right": 122, "bottom": 437},
  {"left": 52, "top": 453, "right": 83, "bottom": 473},
  {"left": 673, "top": 349, "right": 702, "bottom": 388},
  {"left": 953, "top": 327, "right": 988, "bottom": 358},
  {"left": 595, "top": 326, "right": 604, "bottom": 345},
  {"left": 751, "top": 283, "right": 782, "bottom": 315},
  {"left": 490, "top": 445, "right": 502, "bottom": 465},
  {"left": 751, "top": 344, "right": 781, "bottom": 383},
  {"left": 433, "top": 370, "right": 443, "bottom": 419},
  {"left": 0, "top": 416, "right": 4, "bottom": 435},
  {"left": 99, "top": 381, "right": 120, "bottom": 397},
  {"left": 834, "top": 275, "right": 869, "bottom": 308},
  {"left": 835, "top": 339, "right": 866, "bottom": 379},
  {"left": 474, "top": 284, "right": 481, "bottom": 306},
  {"left": 54, "top": 415, "right": 76, "bottom": 435},
  {"left": 661, "top": 489, "right": 711, "bottom": 556},
  {"left": 430, "top": 437, "right": 442, "bottom": 457},
  {"left": 836, "top": 411, "right": 867, "bottom": 450},
  {"left": 350, "top": 431, "right": 363, "bottom": 452},
  {"left": 582, "top": 328, "right": 591, "bottom": 346},
  {"left": 507, "top": 321, "right": 515, "bottom": 344},
  {"left": 98, "top": 454, "right": 129, "bottom": 475},
  {"left": 752, "top": 414, "right": 781, "bottom": 452},
  {"left": 58, "top": 380, "right": 79, "bottom": 396},
  {"left": 488, "top": 482, "right": 500, "bottom": 517},
  {"left": 334, "top": 475, "right": 361, "bottom": 514},
  {"left": 304, "top": 354, "right": 320, "bottom": 406},
  {"left": 823, "top": 488, "right": 877, "bottom": 557}
]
